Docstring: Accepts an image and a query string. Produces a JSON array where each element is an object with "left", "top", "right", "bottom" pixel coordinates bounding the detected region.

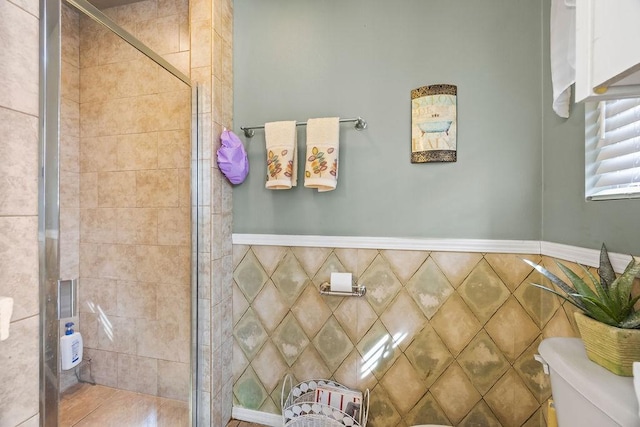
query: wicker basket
[
  {"left": 574, "top": 312, "right": 640, "bottom": 376},
  {"left": 281, "top": 375, "right": 369, "bottom": 427}
]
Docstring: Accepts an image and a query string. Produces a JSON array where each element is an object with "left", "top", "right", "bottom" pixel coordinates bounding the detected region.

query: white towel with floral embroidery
[
  {"left": 304, "top": 117, "right": 339, "bottom": 192},
  {"left": 265, "top": 121, "right": 297, "bottom": 190}
]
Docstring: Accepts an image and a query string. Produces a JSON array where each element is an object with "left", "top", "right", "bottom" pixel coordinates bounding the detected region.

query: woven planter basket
[{"left": 574, "top": 312, "right": 640, "bottom": 376}]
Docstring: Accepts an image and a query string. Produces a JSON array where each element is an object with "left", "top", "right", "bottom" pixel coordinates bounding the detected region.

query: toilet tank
[{"left": 538, "top": 337, "right": 640, "bottom": 427}]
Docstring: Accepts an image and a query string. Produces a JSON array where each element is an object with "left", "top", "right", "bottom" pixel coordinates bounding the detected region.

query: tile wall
[
  {"left": 232, "top": 246, "right": 584, "bottom": 427},
  {"left": 0, "top": 0, "right": 39, "bottom": 427},
  {"left": 59, "top": 3, "right": 82, "bottom": 393},
  {"left": 0, "top": 0, "right": 40, "bottom": 424},
  {"left": 61, "top": 4, "right": 80, "bottom": 284},
  {"left": 190, "top": 0, "right": 235, "bottom": 424}
]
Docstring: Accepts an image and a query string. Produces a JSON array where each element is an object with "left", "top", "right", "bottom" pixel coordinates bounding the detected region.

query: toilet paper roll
[
  {"left": 330, "top": 272, "right": 352, "bottom": 293},
  {"left": 0, "top": 296, "right": 14, "bottom": 341}
]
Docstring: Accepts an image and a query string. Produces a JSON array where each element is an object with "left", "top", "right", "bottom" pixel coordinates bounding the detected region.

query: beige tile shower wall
[
  {"left": 232, "top": 246, "right": 583, "bottom": 427},
  {"left": 0, "top": 0, "right": 40, "bottom": 425},
  {"left": 61, "top": 4, "right": 80, "bottom": 283},
  {"left": 77, "top": 0, "right": 191, "bottom": 401},
  {"left": 190, "top": 0, "right": 234, "bottom": 424},
  {"left": 59, "top": 3, "right": 82, "bottom": 393}
]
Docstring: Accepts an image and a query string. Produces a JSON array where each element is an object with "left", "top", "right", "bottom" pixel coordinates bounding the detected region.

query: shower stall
[{"left": 39, "top": 0, "right": 224, "bottom": 423}]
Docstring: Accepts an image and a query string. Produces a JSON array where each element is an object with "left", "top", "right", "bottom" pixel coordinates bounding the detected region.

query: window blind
[{"left": 586, "top": 98, "right": 640, "bottom": 201}]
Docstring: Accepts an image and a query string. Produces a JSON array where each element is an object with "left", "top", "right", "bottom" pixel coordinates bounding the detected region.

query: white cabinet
[{"left": 575, "top": 0, "right": 640, "bottom": 102}]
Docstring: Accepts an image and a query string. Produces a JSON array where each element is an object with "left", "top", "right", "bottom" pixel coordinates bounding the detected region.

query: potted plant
[{"left": 523, "top": 244, "right": 640, "bottom": 376}]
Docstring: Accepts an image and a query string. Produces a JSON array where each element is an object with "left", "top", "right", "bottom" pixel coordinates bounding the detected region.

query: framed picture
[{"left": 411, "top": 84, "right": 457, "bottom": 163}]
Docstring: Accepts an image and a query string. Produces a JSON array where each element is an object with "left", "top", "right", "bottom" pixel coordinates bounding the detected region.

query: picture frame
[{"left": 411, "top": 84, "right": 457, "bottom": 163}]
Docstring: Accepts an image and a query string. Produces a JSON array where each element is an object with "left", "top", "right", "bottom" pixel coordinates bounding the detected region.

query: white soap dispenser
[{"left": 60, "top": 322, "right": 83, "bottom": 370}]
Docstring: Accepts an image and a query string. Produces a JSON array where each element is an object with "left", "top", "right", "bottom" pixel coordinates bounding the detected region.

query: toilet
[{"left": 537, "top": 337, "right": 640, "bottom": 427}]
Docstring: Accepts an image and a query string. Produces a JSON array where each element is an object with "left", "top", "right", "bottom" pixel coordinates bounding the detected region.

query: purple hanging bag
[{"left": 217, "top": 129, "right": 249, "bottom": 184}]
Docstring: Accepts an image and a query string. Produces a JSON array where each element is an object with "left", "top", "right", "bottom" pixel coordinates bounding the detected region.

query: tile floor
[
  {"left": 60, "top": 383, "right": 189, "bottom": 427},
  {"left": 59, "top": 382, "right": 266, "bottom": 427}
]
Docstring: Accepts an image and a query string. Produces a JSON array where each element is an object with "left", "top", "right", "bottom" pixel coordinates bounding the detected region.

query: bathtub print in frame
[{"left": 411, "top": 84, "right": 457, "bottom": 163}]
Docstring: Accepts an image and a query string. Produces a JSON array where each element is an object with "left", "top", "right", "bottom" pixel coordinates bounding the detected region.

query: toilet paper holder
[{"left": 319, "top": 282, "right": 367, "bottom": 297}]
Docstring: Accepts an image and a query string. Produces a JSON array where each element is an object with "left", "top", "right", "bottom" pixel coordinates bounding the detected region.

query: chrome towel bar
[{"left": 240, "top": 117, "right": 367, "bottom": 138}]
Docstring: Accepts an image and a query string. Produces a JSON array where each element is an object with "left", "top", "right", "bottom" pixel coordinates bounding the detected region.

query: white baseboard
[
  {"left": 232, "top": 234, "right": 635, "bottom": 272},
  {"left": 232, "top": 407, "right": 282, "bottom": 426},
  {"left": 541, "top": 241, "right": 633, "bottom": 272}
]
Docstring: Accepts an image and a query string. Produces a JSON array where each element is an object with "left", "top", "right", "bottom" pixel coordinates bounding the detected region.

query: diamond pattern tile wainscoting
[{"left": 232, "top": 245, "right": 583, "bottom": 427}]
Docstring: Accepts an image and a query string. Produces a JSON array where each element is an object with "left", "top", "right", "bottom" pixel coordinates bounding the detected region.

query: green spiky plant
[{"left": 523, "top": 244, "right": 640, "bottom": 329}]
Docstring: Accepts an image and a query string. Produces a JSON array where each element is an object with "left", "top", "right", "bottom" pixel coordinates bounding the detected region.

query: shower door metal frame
[
  {"left": 191, "top": 84, "right": 202, "bottom": 427},
  {"left": 63, "top": 0, "right": 190, "bottom": 86},
  {"left": 39, "top": 0, "right": 198, "bottom": 425},
  {"left": 39, "top": 0, "right": 62, "bottom": 424}
]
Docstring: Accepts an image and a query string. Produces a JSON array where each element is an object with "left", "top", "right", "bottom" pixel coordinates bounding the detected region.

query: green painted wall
[
  {"left": 540, "top": 0, "right": 640, "bottom": 255},
  {"left": 233, "top": 0, "right": 543, "bottom": 239}
]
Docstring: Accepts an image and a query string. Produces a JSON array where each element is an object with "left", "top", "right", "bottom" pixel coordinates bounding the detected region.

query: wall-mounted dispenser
[{"left": 60, "top": 322, "right": 83, "bottom": 370}]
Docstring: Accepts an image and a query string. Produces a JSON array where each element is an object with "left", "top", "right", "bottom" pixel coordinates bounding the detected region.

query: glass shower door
[{"left": 41, "top": 0, "right": 198, "bottom": 424}]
